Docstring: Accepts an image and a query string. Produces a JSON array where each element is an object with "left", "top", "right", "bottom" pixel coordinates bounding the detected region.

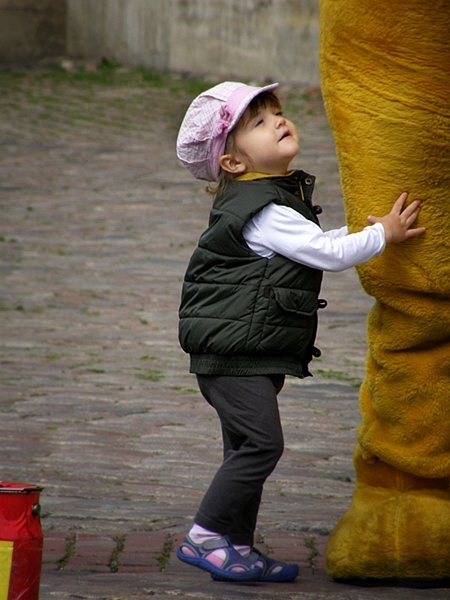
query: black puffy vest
[{"left": 179, "top": 170, "right": 324, "bottom": 378}]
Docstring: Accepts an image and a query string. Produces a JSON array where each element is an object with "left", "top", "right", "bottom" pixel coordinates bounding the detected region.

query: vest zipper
[{"left": 298, "top": 179, "right": 306, "bottom": 203}]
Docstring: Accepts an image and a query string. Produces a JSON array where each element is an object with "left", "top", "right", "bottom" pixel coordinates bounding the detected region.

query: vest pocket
[{"left": 273, "top": 288, "right": 318, "bottom": 317}]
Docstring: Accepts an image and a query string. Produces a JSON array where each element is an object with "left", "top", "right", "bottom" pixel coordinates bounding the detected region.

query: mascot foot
[{"left": 325, "top": 447, "right": 450, "bottom": 583}]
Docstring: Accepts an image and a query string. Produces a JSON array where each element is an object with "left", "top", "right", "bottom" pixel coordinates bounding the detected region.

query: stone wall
[
  {"left": 67, "top": 0, "right": 320, "bottom": 85},
  {"left": 0, "top": 0, "right": 66, "bottom": 65},
  {"left": 66, "top": 0, "right": 171, "bottom": 72},
  {"left": 0, "top": 0, "right": 320, "bottom": 84}
]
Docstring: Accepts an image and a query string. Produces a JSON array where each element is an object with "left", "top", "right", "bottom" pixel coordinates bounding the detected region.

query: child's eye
[{"left": 254, "top": 118, "right": 263, "bottom": 127}]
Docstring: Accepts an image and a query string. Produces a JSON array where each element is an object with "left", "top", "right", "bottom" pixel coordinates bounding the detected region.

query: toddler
[{"left": 175, "top": 81, "right": 424, "bottom": 583}]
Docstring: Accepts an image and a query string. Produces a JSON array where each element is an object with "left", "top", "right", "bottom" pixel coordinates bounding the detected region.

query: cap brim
[{"left": 229, "top": 83, "right": 279, "bottom": 131}]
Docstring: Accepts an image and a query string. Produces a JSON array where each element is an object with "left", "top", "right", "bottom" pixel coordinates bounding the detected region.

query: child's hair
[{"left": 206, "top": 90, "right": 282, "bottom": 197}]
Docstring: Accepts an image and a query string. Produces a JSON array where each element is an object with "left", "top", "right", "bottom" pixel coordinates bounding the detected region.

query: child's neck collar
[{"left": 236, "top": 170, "right": 296, "bottom": 182}]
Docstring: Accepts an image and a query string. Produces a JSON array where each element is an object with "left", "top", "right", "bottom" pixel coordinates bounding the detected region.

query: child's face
[{"left": 232, "top": 103, "right": 300, "bottom": 175}]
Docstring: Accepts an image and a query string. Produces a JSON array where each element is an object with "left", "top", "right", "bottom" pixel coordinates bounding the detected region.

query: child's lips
[{"left": 279, "top": 130, "right": 292, "bottom": 141}]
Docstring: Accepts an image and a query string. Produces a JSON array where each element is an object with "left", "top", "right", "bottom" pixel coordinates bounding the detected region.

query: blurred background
[{"left": 0, "top": 0, "right": 319, "bottom": 85}]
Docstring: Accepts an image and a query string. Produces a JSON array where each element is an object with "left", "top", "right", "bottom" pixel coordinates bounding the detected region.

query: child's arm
[
  {"left": 366, "top": 191, "right": 425, "bottom": 243},
  {"left": 243, "top": 205, "right": 386, "bottom": 271},
  {"left": 243, "top": 192, "right": 424, "bottom": 272}
]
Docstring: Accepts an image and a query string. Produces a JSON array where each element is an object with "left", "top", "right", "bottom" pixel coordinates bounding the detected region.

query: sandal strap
[
  {"left": 249, "top": 548, "right": 266, "bottom": 565},
  {"left": 202, "top": 536, "right": 230, "bottom": 551}
]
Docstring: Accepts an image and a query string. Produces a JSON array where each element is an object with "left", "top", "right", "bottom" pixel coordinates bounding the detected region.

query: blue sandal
[
  {"left": 177, "top": 534, "right": 263, "bottom": 582},
  {"left": 248, "top": 547, "right": 299, "bottom": 583}
]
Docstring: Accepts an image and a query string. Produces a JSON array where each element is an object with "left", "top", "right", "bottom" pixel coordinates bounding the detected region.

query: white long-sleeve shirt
[{"left": 242, "top": 203, "right": 385, "bottom": 272}]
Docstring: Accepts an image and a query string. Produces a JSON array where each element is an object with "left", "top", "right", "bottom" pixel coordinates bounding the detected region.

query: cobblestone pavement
[{"left": 1, "top": 64, "right": 448, "bottom": 599}]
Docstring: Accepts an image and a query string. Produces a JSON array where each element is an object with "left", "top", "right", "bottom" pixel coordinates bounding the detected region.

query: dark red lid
[{"left": 0, "top": 482, "right": 43, "bottom": 493}]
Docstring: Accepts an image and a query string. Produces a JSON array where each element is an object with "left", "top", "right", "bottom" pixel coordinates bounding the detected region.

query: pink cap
[{"left": 176, "top": 81, "right": 279, "bottom": 182}]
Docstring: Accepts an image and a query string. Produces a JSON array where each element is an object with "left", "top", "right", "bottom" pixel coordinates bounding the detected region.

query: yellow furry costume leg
[{"left": 319, "top": 0, "right": 450, "bottom": 581}]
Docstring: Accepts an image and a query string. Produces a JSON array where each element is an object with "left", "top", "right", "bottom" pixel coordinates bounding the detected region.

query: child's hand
[{"left": 366, "top": 191, "right": 426, "bottom": 244}]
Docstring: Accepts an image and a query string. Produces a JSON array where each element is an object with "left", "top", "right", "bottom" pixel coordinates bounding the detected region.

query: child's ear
[{"left": 219, "top": 154, "right": 247, "bottom": 175}]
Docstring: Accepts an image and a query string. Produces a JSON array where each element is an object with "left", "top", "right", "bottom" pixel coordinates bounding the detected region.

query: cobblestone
[{"left": 1, "top": 65, "right": 448, "bottom": 599}]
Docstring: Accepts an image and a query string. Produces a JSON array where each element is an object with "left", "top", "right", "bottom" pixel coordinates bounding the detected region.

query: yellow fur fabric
[
  {"left": 319, "top": 0, "right": 450, "bottom": 580},
  {"left": 326, "top": 447, "right": 450, "bottom": 580}
]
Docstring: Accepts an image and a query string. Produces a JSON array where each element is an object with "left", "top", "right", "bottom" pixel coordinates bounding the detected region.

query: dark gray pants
[{"left": 195, "top": 374, "right": 285, "bottom": 546}]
